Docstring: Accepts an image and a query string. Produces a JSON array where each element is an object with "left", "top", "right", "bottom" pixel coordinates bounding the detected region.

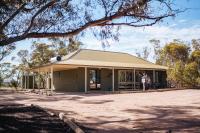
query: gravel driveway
[{"left": 0, "top": 89, "right": 200, "bottom": 133}]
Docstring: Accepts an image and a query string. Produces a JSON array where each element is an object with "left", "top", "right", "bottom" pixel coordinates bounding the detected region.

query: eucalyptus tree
[
  {"left": 135, "top": 46, "right": 151, "bottom": 60},
  {"left": 151, "top": 39, "right": 200, "bottom": 88},
  {"left": 0, "top": 62, "right": 12, "bottom": 86},
  {"left": 31, "top": 42, "right": 55, "bottom": 67},
  {"left": 49, "top": 37, "right": 83, "bottom": 56},
  {"left": 0, "top": 0, "right": 181, "bottom": 46},
  {"left": 0, "top": 44, "right": 15, "bottom": 61}
]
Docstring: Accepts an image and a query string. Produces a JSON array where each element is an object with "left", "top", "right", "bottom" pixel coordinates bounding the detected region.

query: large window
[
  {"left": 118, "top": 70, "right": 133, "bottom": 89},
  {"left": 119, "top": 70, "right": 133, "bottom": 83}
]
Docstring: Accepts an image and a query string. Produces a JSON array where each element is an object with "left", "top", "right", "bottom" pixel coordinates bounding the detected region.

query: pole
[
  {"left": 33, "top": 73, "right": 34, "bottom": 89},
  {"left": 112, "top": 67, "right": 115, "bottom": 92},
  {"left": 27, "top": 71, "right": 29, "bottom": 89},
  {"left": 25, "top": 73, "right": 27, "bottom": 89},
  {"left": 84, "top": 67, "right": 87, "bottom": 93},
  {"left": 134, "top": 68, "right": 136, "bottom": 90},
  {"left": 51, "top": 66, "right": 54, "bottom": 92},
  {"left": 153, "top": 70, "right": 155, "bottom": 88}
]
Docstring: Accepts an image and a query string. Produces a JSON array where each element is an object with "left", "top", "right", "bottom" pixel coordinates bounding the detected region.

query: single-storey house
[{"left": 24, "top": 49, "right": 168, "bottom": 92}]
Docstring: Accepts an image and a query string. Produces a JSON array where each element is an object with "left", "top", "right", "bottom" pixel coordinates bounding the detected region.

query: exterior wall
[
  {"left": 101, "top": 68, "right": 112, "bottom": 91},
  {"left": 157, "top": 70, "right": 167, "bottom": 88},
  {"left": 77, "top": 67, "right": 85, "bottom": 92},
  {"left": 53, "top": 67, "right": 167, "bottom": 92},
  {"left": 53, "top": 68, "right": 85, "bottom": 92},
  {"left": 114, "top": 69, "right": 119, "bottom": 91}
]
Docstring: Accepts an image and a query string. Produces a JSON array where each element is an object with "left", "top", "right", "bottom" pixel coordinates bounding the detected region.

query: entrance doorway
[{"left": 89, "top": 69, "right": 101, "bottom": 90}]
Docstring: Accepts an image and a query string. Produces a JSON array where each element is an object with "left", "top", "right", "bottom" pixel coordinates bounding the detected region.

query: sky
[{"left": 2, "top": 0, "right": 200, "bottom": 64}]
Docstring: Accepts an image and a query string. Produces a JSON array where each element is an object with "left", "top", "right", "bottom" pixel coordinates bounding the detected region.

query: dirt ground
[
  {"left": 0, "top": 89, "right": 200, "bottom": 133},
  {"left": 0, "top": 104, "right": 74, "bottom": 133}
]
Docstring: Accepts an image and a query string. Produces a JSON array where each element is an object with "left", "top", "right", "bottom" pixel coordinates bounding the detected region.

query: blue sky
[{"left": 2, "top": 0, "right": 200, "bottom": 64}]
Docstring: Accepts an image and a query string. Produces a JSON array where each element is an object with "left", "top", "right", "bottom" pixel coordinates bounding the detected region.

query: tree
[
  {"left": 0, "top": 44, "right": 15, "bottom": 61},
  {"left": 149, "top": 39, "right": 162, "bottom": 64},
  {"left": 192, "top": 39, "right": 200, "bottom": 50},
  {"left": 67, "top": 38, "right": 83, "bottom": 53},
  {"left": 49, "top": 37, "right": 83, "bottom": 56},
  {"left": 0, "top": 62, "right": 12, "bottom": 86},
  {"left": 0, "top": 0, "right": 181, "bottom": 46},
  {"left": 190, "top": 50, "right": 200, "bottom": 62},
  {"left": 49, "top": 38, "right": 68, "bottom": 56},
  {"left": 157, "top": 40, "right": 190, "bottom": 66},
  {"left": 163, "top": 41, "right": 190, "bottom": 87},
  {"left": 31, "top": 42, "right": 55, "bottom": 67},
  {"left": 135, "top": 46, "right": 151, "bottom": 60},
  {"left": 153, "top": 39, "right": 200, "bottom": 88},
  {"left": 183, "top": 62, "right": 200, "bottom": 87},
  {"left": 17, "top": 50, "right": 30, "bottom": 66}
]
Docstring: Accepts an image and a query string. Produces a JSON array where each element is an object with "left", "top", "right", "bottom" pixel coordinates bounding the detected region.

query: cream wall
[{"left": 53, "top": 68, "right": 85, "bottom": 92}]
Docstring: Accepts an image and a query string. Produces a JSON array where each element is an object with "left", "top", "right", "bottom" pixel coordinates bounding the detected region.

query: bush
[
  {"left": 183, "top": 62, "right": 200, "bottom": 87},
  {"left": 9, "top": 80, "right": 18, "bottom": 90}
]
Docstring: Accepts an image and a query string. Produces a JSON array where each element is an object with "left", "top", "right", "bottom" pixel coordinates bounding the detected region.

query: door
[{"left": 89, "top": 69, "right": 101, "bottom": 90}]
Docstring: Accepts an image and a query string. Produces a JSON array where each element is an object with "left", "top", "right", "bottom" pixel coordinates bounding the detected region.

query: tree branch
[
  {"left": 0, "top": 3, "right": 27, "bottom": 32},
  {"left": 0, "top": 0, "right": 181, "bottom": 46},
  {"left": 23, "top": 0, "right": 57, "bottom": 35}
]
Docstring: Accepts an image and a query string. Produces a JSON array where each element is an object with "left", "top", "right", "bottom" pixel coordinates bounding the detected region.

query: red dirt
[
  {"left": 0, "top": 89, "right": 200, "bottom": 133},
  {"left": 0, "top": 104, "right": 74, "bottom": 133}
]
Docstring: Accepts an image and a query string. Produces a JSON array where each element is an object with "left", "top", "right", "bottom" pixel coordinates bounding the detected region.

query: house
[{"left": 25, "top": 49, "right": 168, "bottom": 92}]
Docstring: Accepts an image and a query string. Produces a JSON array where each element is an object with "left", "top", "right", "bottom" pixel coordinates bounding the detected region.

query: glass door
[{"left": 89, "top": 69, "right": 101, "bottom": 90}]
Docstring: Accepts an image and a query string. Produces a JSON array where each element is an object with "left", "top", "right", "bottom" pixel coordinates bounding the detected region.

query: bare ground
[
  {"left": 0, "top": 104, "right": 74, "bottom": 133},
  {"left": 0, "top": 89, "right": 200, "bottom": 133}
]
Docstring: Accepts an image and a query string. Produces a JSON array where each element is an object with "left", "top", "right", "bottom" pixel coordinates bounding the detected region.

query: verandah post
[
  {"left": 134, "top": 68, "right": 136, "bottom": 90},
  {"left": 153, "top": 70, "right": 155, "bottom": 88},
  {"left": 84, "top": 67, "right": 87, "bottom": 93},
  {"left": 33, "top": 73, "right": 34, "bottom": 89},
  {"left": 51, "top": 66, "right": 54, "bottom": 93},
  {"left": 112, "top": 67, "right": 115, "bottom": 92},
  {"left": 27, "top": 71, "right": 29, "bottom": 89}
]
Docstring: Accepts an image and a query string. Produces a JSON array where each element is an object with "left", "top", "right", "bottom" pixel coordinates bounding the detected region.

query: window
[
  {"left": 118, "top": 70, "right": 134, "bottom": 89},
  {"left": 89, "top": 69, "right": 101, "bottom": 90},
  {"left": 118, "top": 70, "right": 133, "bottom": 83}
]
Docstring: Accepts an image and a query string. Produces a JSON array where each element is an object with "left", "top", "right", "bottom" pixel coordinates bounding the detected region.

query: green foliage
[
  {"left": 183, "top": 62, "right": 200, "bottom": 87},
  {"left": 49, "top": 38, "right": 68, "bottom": 56},
  {"left": 0, "top": 76, "right": 3, "bottom": 87},
  {"left": 0, "top": 0, "right": 178, "bottom": 46},
  {"left": 0, "top": 62, "right": 12, "bottom": 80},
  {"left": 190, "top": 50, "right": 200, "bottom": 62},
  {"left": 149, "top": 39, "right": 161, "bottom": 61},
  {"left": 31, "top": 42, "right": 55, "bottom": 67},
  {"left": 163, "top": 41, "right": 190, "bottom": 65},
  {"left": 49, "top": 38, "right": 83, "bottom": 57},
  {"left": 17, "top": 49, "right": 30, "bottom": 68},
  {"left": 67, "top": 38, "right": 83, "bottom": 53},
  {"left": 153, "top": 39, "right": 200, "bottom": 88},
  {"left": 167, "top": 61, "right": 185, "bottom": 86},
  {"left": 0, "top": 44, "right": 15, "bottom": 61},
  {"left": 192, "top": 39, "right": 200, "bottom": 50},
  {"left": 9, "top": 79, "right": 18, "bottom": 90},
  {"left": 135, "top": 46, "right": 151, "bottom": 60},
  {"left": 0, "top": 62, "right": 20, "bottom": 87}
]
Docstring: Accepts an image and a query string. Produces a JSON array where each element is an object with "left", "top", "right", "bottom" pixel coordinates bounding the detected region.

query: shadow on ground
[
  {"left": 0, "top": 104, "right": 74, "bottom": 133},
  {"left": 1, "top": 90, "right": 200, "bottom": 133},
  {"left": 77, "top": 105, "right": 200, "bottom": 133},
  {"left": 124, "top": 106, "right": 200, "bottom": 133}
]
